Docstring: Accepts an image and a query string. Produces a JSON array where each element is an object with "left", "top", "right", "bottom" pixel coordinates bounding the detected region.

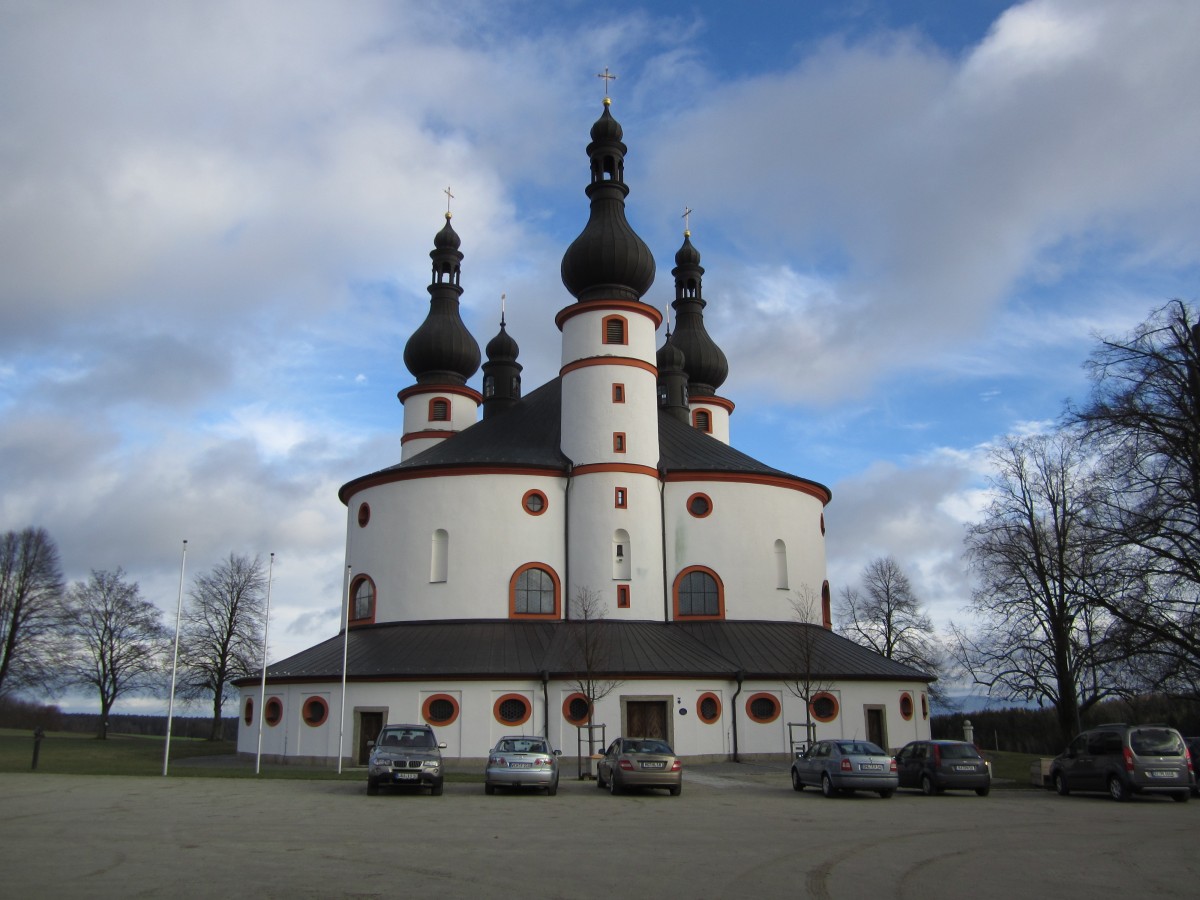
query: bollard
[{"left": 31, "top": 727, "right": 44, "bottom": 771}]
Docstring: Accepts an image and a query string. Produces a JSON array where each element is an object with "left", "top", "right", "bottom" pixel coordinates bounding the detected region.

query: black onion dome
[
  {"left": 656, "top": 333, "right": 685, "bottom": 372},
  {"left": 486, "top": 319, "right": 519, "bottom": 362},
  {"left": 403, "top": 214, "right": 481, "bottom": 385},
  {"left": 561, "top": 99, "right": 655, "bottom": 302},
  {"left": 670, "top": 231, "right": 728, "bottom": 395}
]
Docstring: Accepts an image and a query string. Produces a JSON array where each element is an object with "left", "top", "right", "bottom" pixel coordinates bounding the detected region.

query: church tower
[
  {"left": 398, "top": 212, "right": 482, "bottom": 460},
  {"left": 558, "top": 94, "right": 663, "bottom": 619}
]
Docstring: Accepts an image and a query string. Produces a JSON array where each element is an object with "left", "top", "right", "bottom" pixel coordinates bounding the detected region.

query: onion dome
[
  {"left": 656, "top": 328, "right": 690, "bottom": 424},
  {"left": 670, "top": 231, "right": 728, "bottom": 396},
  {"left": 403, "top": 214, "right": 481, "bottom": 385},
  {"left": 560, "top": 99, "right": 656, "bottom": 302},
  {"left": 482, "top": 310, "right": 522, "bottom": 419}
]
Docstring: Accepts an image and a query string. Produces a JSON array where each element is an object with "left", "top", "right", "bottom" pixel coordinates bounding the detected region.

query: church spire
[
  {"left": 670, "top": 221, "right": 728, "bottom": 396},
  {"left": 482, "top": 295, "right": 522, "bottom": 419}
]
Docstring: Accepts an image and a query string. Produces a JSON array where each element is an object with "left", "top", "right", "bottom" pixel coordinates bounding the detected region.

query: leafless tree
[
  {"left": 783, "top": 587, "right": 834, "bottom": 748},
  {"left": 565, "top": 587, "right": 622, "bottom": 759},
  {"left": 54, "top": 569, "right": 168, "bottom": 739},
  {"left": 954, "top": 431, "right": 1123, "bottom": 745},
  {"left": 1070, "top": 299, "right": 1200, "bottom": 688},
  {"left": 179, "top": 553, "right": 267, "bottom": 740},
  {"left": 0, "top": 527, "right": 65, "bottom": 698},
  {"left": 837, "top": 556, "right": 947, "bottom": 700}
]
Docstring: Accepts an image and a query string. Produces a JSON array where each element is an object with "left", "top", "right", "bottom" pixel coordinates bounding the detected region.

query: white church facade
[{"left": 236, "top": 96, "right": 933, "bottom": 766}]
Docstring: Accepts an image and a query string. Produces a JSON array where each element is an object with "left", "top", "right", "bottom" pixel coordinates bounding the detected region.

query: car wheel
[
  {"left": 669, "top": 784, "right": 681, "bottom": 797},
  {"left": 484, "top": 782, "right": 495, "bottom": 795},
  {"left": 431, "top": 783, "right": 444, "bottom": 796},
  {"left": 609, "top": 774, "right": 622, "bottom": 795},
  {"left": 1171, "top": 790, "right": 1189, "bottom": 803},
  {"left": 1108, "top": 776, "right": 1129, "bottom": 802},
  {"left": 366, "top": 778, "right": 379, "bottom": 796},
  {"left": 821, "top": 773, "right": 836, "bottom": 798},
  {"left": 1054, "top": 772, "right": 1069, "bottom": 796},
  {"left": 547, "top": 780, "right": 558, "bottom": 797},
  {"left": 920, "top": 774, "right": 936, "bottom": 796},
  {"left": 878, "top": 789, "right": 894, "bottom": 799},
  {"left": 791, "top": 768, "right": 804, "bottom": 792},
  {"left": 975, "top": 786, "right": 990, "bottom": 797}
]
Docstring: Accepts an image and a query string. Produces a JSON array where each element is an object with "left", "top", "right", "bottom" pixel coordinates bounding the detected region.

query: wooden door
[
  {"left": 626, "top": 701, "right": 668, "bottom": 739},
  {"left": 358, "top": 712, "right": 383, "bottom": 764},
  {"left": 865, "top": 707, "right": 886, "bottom": 751}
]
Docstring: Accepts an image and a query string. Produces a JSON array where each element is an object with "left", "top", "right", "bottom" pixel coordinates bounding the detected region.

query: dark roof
[
  {"left": 242, "top": 619, "right": 932, "bottom": 685},
  {"left": 340, "top": 376, "right": 830, "bottom": 502}
]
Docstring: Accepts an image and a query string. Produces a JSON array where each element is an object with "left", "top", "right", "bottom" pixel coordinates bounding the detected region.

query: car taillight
[
  {"left": 933, "top": 744, "right": 942, "bottom": 766},
  {"left": 491, "top": 756, "right": 506, "bottom": 767},
  {"left": 840, "top": 758, "right": 852, "bottom": 772},
  {"left": 1123, "top": 747, "right": 1135, "bottom": 772},
  {"left": 619, "top": 759, "right": 635, "bottom": 771},
  {"left": 670, "top": 759, "right": 682, "bottom": 771},
  {"left": 536, "top": 758, "right": 550, "bottom": 766},
  {"left": 1185, "top": 746, "right": 1194, "bottom": 773},
  {"left": 889, "top": 759, "right": 897, "bottom": 773}
]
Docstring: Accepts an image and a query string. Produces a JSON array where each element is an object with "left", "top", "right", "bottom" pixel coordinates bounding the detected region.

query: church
[{"left": 236, "top": 93, "right": 933, "bottom": 766}]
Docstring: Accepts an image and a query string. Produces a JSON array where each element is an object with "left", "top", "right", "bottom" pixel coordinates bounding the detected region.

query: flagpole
[
  {"left": 162, "top": 539, "right": 188, "bottom": 777},
  {"left": 336, "top": 565, "right": 352, "bottom": 774},
  {"left": 255, "top": 552, "right": 275, "bottom": 775}
]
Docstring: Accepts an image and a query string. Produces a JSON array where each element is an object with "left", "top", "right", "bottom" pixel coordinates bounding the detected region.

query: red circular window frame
[
  {"left": 264, "top": 696, "right": 283, "bottom": 727},
  {"left": 697, "top": 692, "right": 722, "bottom": 724},
  {"left": 243, "top": 697, "right": 254, "bottom": 726},
  {"left": 302, "top": 696, "right": 329, "bottom": 727},
  {"left": 809, "top": 691, "right": 840, "bottom": 723},
  {"left": 357, "top": 502, "right": 371, "bottom": 527},
  {"left": 899, "top": 692, "right": 914, "bottom": 721},
  {"left": 522, "top": 489, "right": 548, "bottom": 516},
  {"left": 745, "top": 692, "right": 781, "bottom": 724},
  {"left": 422, "top": 693, "right": 460, "bottom": 726},
  {"left": 686, "top": 492, "right": 714, "bottom": 519},
  {"left": 493, "top": 693, "right": 532, "bottom": 726},
  {"left": 562, "top": 692, "right": 592, "bottom": 726}
]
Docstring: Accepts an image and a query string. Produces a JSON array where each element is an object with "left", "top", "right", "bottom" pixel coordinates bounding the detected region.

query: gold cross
[
  {"left": 682, "top": 206, "right": 693, "bottom": 236},
  {"left": 597, "top": 67, "right": 617, "bottom": 98},
  {"left": 444, "top": 185, "right": 455, "bottom": 218}
]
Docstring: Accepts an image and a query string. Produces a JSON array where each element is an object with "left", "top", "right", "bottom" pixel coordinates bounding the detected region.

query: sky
[{"left": 3, "top": 0, "right": 1199, "bottom": 714}]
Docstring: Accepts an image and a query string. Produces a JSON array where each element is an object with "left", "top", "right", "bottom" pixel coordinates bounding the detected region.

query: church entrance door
[
  {"left": 626, "top": 700, "right": 668, "bottom": 740},
  {"left": 865, "top": 706, "right": 887, "bottom": 751},
  {"left": 358, "top": 712, "right": 383, "bottom": 764}
]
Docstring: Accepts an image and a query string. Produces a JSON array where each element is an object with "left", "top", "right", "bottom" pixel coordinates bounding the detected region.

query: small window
[
  {"left": 264, "top": 697, "right": 283, "bottom": 727},
  {"left": 697, "top": 692, "right": 722, "bottom": 724},
  {"left": 612, "top": 383, "right": 625, "bottom": 403},
  {"left": 302, "top": 696, "right": 329, "bottom": 727},
  {"left": 603, "top": 315, "right": 627, "bottom": 345},
  {"left": 350, "top": 575, "right": 376, "bottom": 623},
  {"left": 522, "top": 489, "right": 548, "bottom": 516},
  {"left": 617, "top": 584, "right": 630, "bottom": 608},
  {"left": 494, "top": 693, "right": 532, "bottom": 726},
  {"left": 615, "top": 487, "right": 627, "bottom": 509},
  {"left": 774, "top": 539, "right": 788, "bottom": 589},
  {"left": 899, "top": 692, "right": 914, "bottom": 720},
  {"left": 429, "top": 398, "right": 450, "bottom": 421},
  {"left": 746, "top": 693, "right": 781, "bottom": 724},
  {"left": 693, "top": 410, "right": 712, "bottom": 432},
  {"left": 810, "top": 692, "right": 839, "bottom": 722},
  {"left": 430, "top": 529, "right": 448, "bottom": 583},
  {"left": 243, "top": 697, "right": 254, "bottom": 726},
  {"left": 563, "top": 693, "right": 592, "bottom": 726},
  {"left": 821, "top": 581, "right": 832, "bottom": 628},
  {"left": 422, "top": 694, "right": 460, "bottom": 726},
  {"left": 613, "top": 432, "right": 626, "bottom": 453},
  {"left": 686, "top": 493, "right": 712, "bottom": 518},
  {"left": 357, "top": 502, "right": 371, "bottom": 527}
]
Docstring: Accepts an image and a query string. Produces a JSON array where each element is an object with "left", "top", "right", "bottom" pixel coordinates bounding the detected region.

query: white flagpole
[
  {"left": 336, "top": 564, "right": 352, "bottom": 774},
  {"left": 255, "top": 552, "right": 275, "bottom": 775},
  {"left": 162, "top": 539, "right": 188, "bottom": 777}
]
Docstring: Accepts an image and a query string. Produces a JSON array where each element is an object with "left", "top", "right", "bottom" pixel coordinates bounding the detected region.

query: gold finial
[
  {"left": 444, "top": 185, "right": 455, "bottom": 219},
  {"left": 682, "top": 206, "right": 693, "bottom": 236},
  {"left": 597, "top": 67, "right": 617, "bottom": 102}
]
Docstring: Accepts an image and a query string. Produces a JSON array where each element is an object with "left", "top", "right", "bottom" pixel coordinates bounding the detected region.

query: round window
[
  {"left": 697, "top": 692, "right": 722, "bottom": 724},
  {"left": 899, "top": 692, "right": 914, "bottom": 721},
  {"left": 746, "top": 692, "right": 780, "bottom": 724},
  {"left": 494, "top": 693, "right": 532, "bottom": 726},
  {"left": 303, "top": 696, "right": 329, "bottom": 727},
  {"left": 264, "top": 697, "right": 283, "bottom": 727},
  {"left": 422, "top": 693, "right": 460, "bottom": 726},
  {"left": 810, "top": 692, "right": 839, "bottom": 723},
  {"left": 687, "top": 493, "right": 713, "bottom": 518},
  {"left": 563, "top": 693, "right": 591, "bottom": 726},
  {"left": 522, "top": 490, "right": 548, "bottom": 516},
  {"left": 243, "top": 697, "right": 254, "bottom": 726}
]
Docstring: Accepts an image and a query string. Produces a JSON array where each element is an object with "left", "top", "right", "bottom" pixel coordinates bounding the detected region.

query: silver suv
[
  {"left": 1050, "top": 724, "right": 1193, "bottom": 802},
  {"left": 367, "top": 724, "right": 447, "bottom": 796}
]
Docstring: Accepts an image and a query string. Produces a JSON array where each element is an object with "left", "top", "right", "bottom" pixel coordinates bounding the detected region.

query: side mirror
[
  {"left": 553, "top": 749, "right": 563, "bottom": 757},
  {"left": 438, "top": 742, "right": 448, "bottom": 749}
]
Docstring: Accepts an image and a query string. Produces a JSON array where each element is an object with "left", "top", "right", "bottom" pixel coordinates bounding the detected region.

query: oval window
[
  {"left": 494, "top": 693, "right": 531, "bottom": 726},
  {"left": 810, "top": 692, "right": 839, "bottom": 723},
  {"left": 746, "top": 692, "right": 780, "bottom": 724},
  {"left": 697, "top": 692, "right": 722, "bottom": 724},
  {"left": 422, "top": 693, "right": 460, "bottom": 726},
  {"left": 264, "top": 697, "right": 283, "bottom": 727},
  {"left": 303, "top": 696, "right": 329, "bottom": 727}
]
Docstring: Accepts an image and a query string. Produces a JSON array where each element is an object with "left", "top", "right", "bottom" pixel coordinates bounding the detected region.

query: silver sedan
[
  {"left": 484, "top": 736, "right": 561, "bottom": 795},
  {"left": 791, "top": 739, "right": 898, "bottom": 798}
]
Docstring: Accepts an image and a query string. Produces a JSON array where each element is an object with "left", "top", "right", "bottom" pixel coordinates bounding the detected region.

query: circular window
[
  {"left": 562, "top": 693, "right": 592, "bottom": 726},
  {"left": 264, "top": 697, "right": 283, "bottom": 727},
  {"left": 422, "top": 693, "right": 460, "bottom": 726},
  {"left": 494, "top": 693, "right": 532, "bottom": 726},
  {"left": 303, "top": 696, "right": 329, "bottom": 727},
  {"left": 899, "top": 692, "right": 914, "bottom": 721},
  {"left": 810, "top": 692, "right": 839, "bottom": 723},
  {"left": 921, "top": 693, "right": 929, "bottom": 720},
  {"left": 686, "top": 493, "right": 713, "bottom": 518},
  {"left": 522, "top": 489, "right": 548, "bottom": 516},
  {"left": 697, "top": 692, "right": 722, "bottom": 724},
  {"left": 746, "top": 692, "right": 780, "bottom": 724},
  {"left": 243, "top": 697, "right": 254, "bottom": 726},
  {"left": 357, "top": 502, "right": 371, "bottom": 527}
]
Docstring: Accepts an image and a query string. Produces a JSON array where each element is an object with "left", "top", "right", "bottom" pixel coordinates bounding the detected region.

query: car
[
  {"left": 1049, "top": 724, "right": 1192, "bottom": 802},
  {"left": 596, "top": 737, "right": 682, "bottom": 796},
  {"left": 895, "top": 739, "right": 991, "bottom": 796},
  {"left": 484, "top": 735, "right": 562, "bottom": 795},
  {"left": 791, "top": 739, "right": 898, "bottom": 798},
  {"left": 1187, "top": 738, "right": 1200, "bottom": 797},
  {"left": 366, "top": 724, "right": 447, "bottom": 796}
]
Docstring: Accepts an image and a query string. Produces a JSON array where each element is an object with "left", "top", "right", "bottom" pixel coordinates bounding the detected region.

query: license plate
[
  {"left": 509, "top": 762, "right": 532, "bottom": 769},
  {"left": 641, "top": 761, "right": 665, "bottom": 769},
  {"left": 860, "top": 764, "right": 883, "bottom": 771},
  {"left": 393, "top": 772, "right": 418, "bottom": 781},
  {"left": 1148, "top": 771, "right": 1175, "bottom": 778},
  {"left": 955, "top": 765, "right": 976, "bottom": 772}
]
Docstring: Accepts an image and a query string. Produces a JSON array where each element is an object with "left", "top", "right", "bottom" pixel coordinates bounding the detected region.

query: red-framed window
[
  {"left": 615, "top": 487, "right": 627, "bottom": 509},
  {"left": 264, "top": 696, "right": 283, "bottom": 727},
  {"left": 509, "top": 563, "right": 561, "bottom": 618},
  {"left": 686, "top": 493, "right": 713, "bottom": 518},
  {"left": 494, "top": 694, "right": 532, "bottom": 727},
  {"left": 563, "top": 693, "right": 592, "bottom": 726},
  {"left": 302, "top": 696, "right": 329, "bottom": 727},
  {"left": 428, "top": 397, "right": 451, "bottom": 421},
  {"left": 422, "top": 694, "right": 460, "bottom": 726},
  {"left": 673, "top": 566, "right": 724, "bottom": 619},
  {"left": 693, "top": 409, "right": 712, "bottom": 433},
  {"left": 602, "top": 315, "right": 628, "bottom": 345},
  {"left": 899, "top": 692, "right": 914, "bottom": 721},
  {"left": 746, "top": 692, "right": 781, "bottom": 724},
  {"left": 810, "top": 692, "right": 839, "bottom": 723},
  {"left": 617, "top": 584, "right": 630, "bottom": 608},
  {"left": 349, "top": 574, "right": 376, "bottom": 625},
  {"left": 697, "top": 692, "right": 722, "bottom": 724},
  {"left": 613, "top": 432, "right": 626, "bottom": 453},
  {"left": 522, "top": 489, "right": 548, "bottom": 516},
  {"left": 612, "top": 383, "right": 625, "bottom": 403}
]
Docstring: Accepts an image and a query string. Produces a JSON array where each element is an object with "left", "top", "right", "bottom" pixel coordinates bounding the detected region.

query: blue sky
[{"left": 3, "top": 0, "right": 1199, "bottom": 713}]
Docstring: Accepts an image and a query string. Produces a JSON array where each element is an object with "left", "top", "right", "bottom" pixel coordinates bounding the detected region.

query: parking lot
[{"left": 2, "top": 764, "right": 1195, "bottom": 899}]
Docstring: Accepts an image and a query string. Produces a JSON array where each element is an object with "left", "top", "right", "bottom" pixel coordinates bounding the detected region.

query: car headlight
[
  {"left": 373, "top": 756, "right": 393, "bottom": 766},
  {"left": 422, "top": 760, "right": 441, "bottom": 769}
]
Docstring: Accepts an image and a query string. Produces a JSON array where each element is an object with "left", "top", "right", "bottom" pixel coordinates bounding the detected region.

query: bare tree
[
  {"left": 565, "top": 587, "right": 622, "bottom": 760},
  {"left": 955, "top": 431, "right": 1122, "bottom": 745},
  {"left": 783, "top": 587, "right": 834, "bottom": 749},
  {"left": 1070, "top": 299, "right": 1200, "bottom": 687},
  {"left": 54, "top": 569, "right": 167, "bottom": 739},
  {"left": 179, "top": 553, "right": 267, "bottom": 740},
  {"left": 837, "top": 556, "right": 947, "bottom": 700},
  {"left": 0, "top": 527, "right": 65, "bottom": 697}
]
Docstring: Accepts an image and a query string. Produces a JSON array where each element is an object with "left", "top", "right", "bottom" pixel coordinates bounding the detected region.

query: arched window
[
  {"left": 509, "top": 564, "right": 560, "bottom": 618},
  {"left": 774, "top": 539, "right": 788, "bottom": 590},
  {"left": 821, "top": 581, "right": 832, "bottom": 629},
  {"left": 430, "top": 529, "right": 448, "bottom": 583},
  {"left": 428, "top": 397, "right": 450, "bottom": 421},
  {"left": 602, "top": 315, "right": 627, "bottom": 345},
  {"left": 921, "top": 693, "right": 929, "bottom": 720},
  {"left": 673, "top": 566, "right": 724, "bottom": 619},
  {"left": 350, "top": 575, "right": 376, "bottom": 624},
  {"left": 693, "top": 409, "right": 712, "bottom": 433},
  {"left": 613, "top": 529, "right": 630, "bottom": 580}
]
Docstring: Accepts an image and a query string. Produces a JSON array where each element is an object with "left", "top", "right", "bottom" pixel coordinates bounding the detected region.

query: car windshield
[
  {"left": 378, "top": 730, "right": 434, "bottom": 749},
  {"left": 837, "top": 742, "right": 884, "bottom": 756},
  {"left": 1130, "top": 729, "right": 1184, "bottom": 756},
  {"left": 624, "top": 740, "right": 673, "bottom": 754},
  {"left": 939, "top": 743, "right": 980, "bottom": 759}
]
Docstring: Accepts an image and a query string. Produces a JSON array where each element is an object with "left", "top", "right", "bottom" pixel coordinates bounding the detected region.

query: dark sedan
[{"left": 895, "top": 740, "right": 991, "bottom": 796}]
